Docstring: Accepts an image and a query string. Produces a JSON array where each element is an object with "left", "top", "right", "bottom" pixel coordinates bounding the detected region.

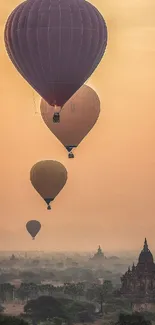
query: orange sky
[{"left": 0, "top": 0, "right": 155, "bottom": 252}]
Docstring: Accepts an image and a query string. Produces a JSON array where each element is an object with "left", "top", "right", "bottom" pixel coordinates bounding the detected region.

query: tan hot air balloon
[
  {"left": 40, "top": 85, "right": 100, "bottom": 158},
  {"left": 26, "top": 220, "right": 41, "bottom": 240},
  {"left": 30, "top": 160, "right": 68, "bottom": 210}
]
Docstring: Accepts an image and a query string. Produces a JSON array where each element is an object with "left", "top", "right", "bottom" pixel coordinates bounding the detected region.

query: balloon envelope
[
  {"left": 26, "top": 220, "right": 41, "bottom": 239},
  {"left": 40, "top": 85, "right": 100, "bottom": 155},
  {"left": 30, "top": 160, "right": 68, "bottom": 209},
  {"left": 4, "top": 0, "right": 107, "bottom": 107}
]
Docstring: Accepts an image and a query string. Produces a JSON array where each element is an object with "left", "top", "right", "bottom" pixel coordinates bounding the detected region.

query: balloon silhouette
[
  {"left": 40, "top": 85, "right": 100, "bottom": 158},
  {"left": 4, "top": 0, "right": 107, "bottom": 108},
  {"left": 26, "top": 220, "right": 41, "bottom": 240},
  {"left": 30, "top": 160, "right": 68, "bottom": 209}
]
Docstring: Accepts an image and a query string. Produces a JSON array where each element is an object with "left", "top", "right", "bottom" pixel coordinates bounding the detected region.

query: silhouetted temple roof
[
  {"left": 138, "top": 238, "right": 154, "bottom": 265},
  {"left": 122, "top": 239, "right": 155, "bottom": 279},
  {"left": 135, "top": 238, "right": 155, "bottom": 273},
  {"left": 120, "top": 239, "right": 155, "bottom": 296}
]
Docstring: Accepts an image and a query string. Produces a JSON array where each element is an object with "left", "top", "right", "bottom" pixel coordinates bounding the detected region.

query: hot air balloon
[
  {"left": 30, "top": 160, "right": 68, "bottom": 209},
  {"left": 4, "top": 0, "right": 107, "bottom": 122},
  {"left": 40, "top": 85, "right": 100, "bottom": 158},
  {"left": 26, "top": 220, "right": 41, "bottom": 240}
]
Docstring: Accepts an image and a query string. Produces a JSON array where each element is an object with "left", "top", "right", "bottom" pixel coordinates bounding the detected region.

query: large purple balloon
[{"left": 4, "top": 0, "right": 107, "bottom": 107}]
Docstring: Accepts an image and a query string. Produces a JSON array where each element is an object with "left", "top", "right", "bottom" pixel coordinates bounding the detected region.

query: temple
[
  {"left": 121, "top": 238, "right": 155, "bottom": 297},
  {"left": 90, "top": 246, "right": 105, "bottom": 261}
]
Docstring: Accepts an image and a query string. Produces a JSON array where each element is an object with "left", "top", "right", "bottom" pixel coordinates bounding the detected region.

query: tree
[
  {"left": 63, "top": 283, "right": 85, "bottom": 299},
  {"left": 0, "top": 283, "right": 15, "bottom": 302},
  {"left": 65, "top": 300, "right": 95, "bottom": 323},
  {"left": 24, "top": 296, "right": 69, "bottom": 322},
  {"left": 77, "top": 310, "right": 95, "bottom": 323},
  {"left": 0, "top": 315, "right": 29, "bottom": 324},
  {"left": 53, "top": 317, "right": 64, "bottom": 325},
  {"left": 16, "top": 283, "right": 38, "bottom": 302},
  {"left": 24, "top": 295, "right": 96, "bottom": 323},
  {"left": 66, "top": 300, "right": 95, "bottom": 315},
  {"left": 0, "top": 305, "right": 4, "bottom": 313},
  {"left": 86, "top": 281, "right": 113, "bottom": 314},
  {"left": 63, "top": 283, "right": 78, "bottom": 299},
  {"left": 115, "top": 313, "right": 151, "bottom": 325},
  {"left": 85, "top": 287, "right": 96, "bottom": 302}
]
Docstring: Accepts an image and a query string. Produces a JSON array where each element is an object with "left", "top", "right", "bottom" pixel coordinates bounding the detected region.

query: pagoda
[
  {"left": 121, "top": 238, "right": 155, "bottom": 298},
  {"left": 90, "top": 246, "right": 105, "bottom": 261}
]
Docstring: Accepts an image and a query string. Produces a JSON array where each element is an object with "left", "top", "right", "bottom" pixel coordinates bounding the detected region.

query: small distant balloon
[
  {"left": 40, "top": 85, "right": 100, "bottom": 158},
  {"left": 30, "top": 160, "right": 68, "bottom": 209},
  {"left": 26, "top": 220, "right": 41, "bottom": 240}
]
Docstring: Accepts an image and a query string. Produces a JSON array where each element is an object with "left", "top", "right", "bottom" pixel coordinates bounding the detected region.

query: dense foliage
[
  {"left": 0, "top": 315, "right": 29, "bottom": 325},
  {"left": 115, "top": 313, "right": 152, "bottom": 325},
  {"left": 24, "top": 295, "right": 96, "bottom": 323}
]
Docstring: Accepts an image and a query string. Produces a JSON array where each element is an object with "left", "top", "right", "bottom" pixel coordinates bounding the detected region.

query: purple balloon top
[{"left": 4, "top": 0, "right": 107, "bottom": 106}]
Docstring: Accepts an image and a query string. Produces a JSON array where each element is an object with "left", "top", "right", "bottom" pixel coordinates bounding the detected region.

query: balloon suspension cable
[
  {"left": 32, "top": 237, "right": 35, "bottom": 240},
  {"left": 32, "top": 91, "right": 38, "bottom": 115},
  {"left": 47, "top": 204, "right": 51, "bottom": 210},
  {"left": 59, "top": 105, "right": 63, "bottom": 113},
  {"left": 60, "top": 102, "right": 75, "bottom": 114}
]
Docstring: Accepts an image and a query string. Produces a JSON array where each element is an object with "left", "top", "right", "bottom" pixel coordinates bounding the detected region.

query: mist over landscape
[{"left": 1, "top": 0, "right": 155, "bottom": 324}]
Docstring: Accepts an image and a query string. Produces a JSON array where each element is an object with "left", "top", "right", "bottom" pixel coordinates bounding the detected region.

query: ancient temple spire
[
  {"left": 90, "top": 245, "right": 105, "bottom": 261},
  {"left": 98, "top": 245, "right": 103, "bottom": 255},
  {"left": 143, "top": 238, "right": 149, "bottom": 252}
]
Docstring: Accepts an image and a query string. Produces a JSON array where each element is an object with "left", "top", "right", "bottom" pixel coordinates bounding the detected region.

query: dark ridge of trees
[
  {"left": 24, "top": 295, "right": 96, "bottom": 323},
  {"left": 0, "top": 315, "right": 29, "bottom": 325},
  {"left": 115, "top": 313, "right": 152, "bottom": 325}
]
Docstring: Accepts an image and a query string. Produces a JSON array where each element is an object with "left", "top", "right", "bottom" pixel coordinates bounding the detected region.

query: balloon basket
[
  {"left": 68, "top": 152, "right": 74, "bottom": 159},
  {"left": 53, "top": 113, "right": 60, "bottom": 123}
]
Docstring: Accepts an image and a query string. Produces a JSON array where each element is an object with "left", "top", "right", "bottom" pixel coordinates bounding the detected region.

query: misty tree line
[
  {"left": 0, "top": 282, "right": 153, "bottom": 325},
  {"left": 0, "top": 281, "right": 114, "bottom": 306}
]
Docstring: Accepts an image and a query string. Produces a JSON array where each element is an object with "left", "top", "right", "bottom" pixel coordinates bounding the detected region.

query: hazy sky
[{"left": 0, "top": 0, "right": 155, "bottom": 252}]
